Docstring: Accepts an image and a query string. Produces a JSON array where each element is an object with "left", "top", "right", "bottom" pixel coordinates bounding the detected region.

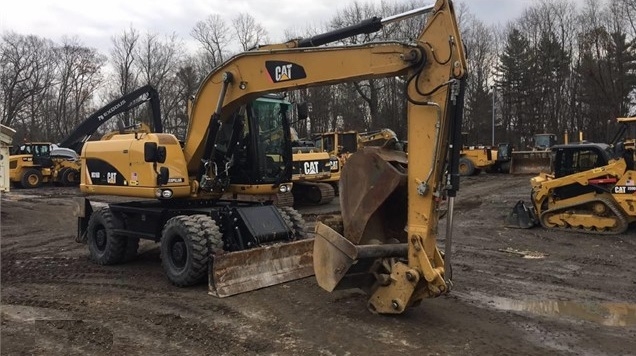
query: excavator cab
[{"left": 228, "top": 96, "right": 293, "bottom": 185}]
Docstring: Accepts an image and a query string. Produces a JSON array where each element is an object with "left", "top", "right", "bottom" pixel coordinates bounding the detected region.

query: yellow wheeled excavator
[
  {"left": 507, "top": 119, "right": 635, "bottom": 234},
  {"left": 75, "top": 0, "right": 467, "bottom": 314}
]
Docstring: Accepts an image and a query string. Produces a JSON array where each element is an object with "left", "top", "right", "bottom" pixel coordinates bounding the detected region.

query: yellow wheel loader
[
  {"left": 74, "top": 0, "right": 467, "bottom": 314},
  {"left": 9, "top": 142, "right": 81, "bottom": 188}
]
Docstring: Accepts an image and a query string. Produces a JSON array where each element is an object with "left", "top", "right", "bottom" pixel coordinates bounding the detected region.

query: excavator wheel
[
  {"left": 160, "top": 215, "right": 211, "bottom": 287},
  {"left": 191, "top": 214, "right": 224, "bottom": 253},
  {"left": 20, "top": 168, "right": 43, "bottom": 189},
  {"left": 87, "top": 207, "right": 126, "bottom": 265}
]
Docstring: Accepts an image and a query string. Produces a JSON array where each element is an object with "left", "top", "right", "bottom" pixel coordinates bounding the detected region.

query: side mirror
[
  {"left": 144, "top": 142, "right": 157, "bottom": 162},
  {"left": 297, "top": 102, "right": 309, "bottom": 121},
  {"left": 158, "top": 166, "right": 170, "bottom": 185}
]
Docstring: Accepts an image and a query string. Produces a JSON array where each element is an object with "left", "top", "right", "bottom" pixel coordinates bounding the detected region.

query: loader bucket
[
  {"left": 312, "top": 147, "right": 410, "bottom": 292},
  {"left": 209, "top": 238, "right": 314, "bottom": 297},
  {"left": 509, "top": 151, "right": 552, "bottom": 175},
  {"left": 313, "top": 222, "right": 408, "bottom": 292},
  {"left": 339, "top": 147, "right": 409, "bottom": 245},
  {"left": 504, "top": 200, "right": 538, "bottom": 229}
]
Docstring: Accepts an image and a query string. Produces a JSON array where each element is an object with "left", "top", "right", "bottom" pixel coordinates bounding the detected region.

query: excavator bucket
[
  {"left": 314, "top": 147, "right": 409, "bottom": 292},
  {"left": 504, "top": 200, "right": 538, "bottom": 229},
  {"left": 509, "top": 151, "right": 553, "bottom": 175},
  {"left": 209, "top": 238, "right": 314, "bottom": 297}
]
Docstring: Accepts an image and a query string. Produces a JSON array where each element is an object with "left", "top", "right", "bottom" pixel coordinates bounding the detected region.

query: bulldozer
[
  {"left": 8, "top": 85, "right": 162, "bottom": 189},
  {"left": 74, "top": 0, "right": 467, "bottom": 314},
  {"left": 507, "top": 122, "right": 635, "bottom": 234}
]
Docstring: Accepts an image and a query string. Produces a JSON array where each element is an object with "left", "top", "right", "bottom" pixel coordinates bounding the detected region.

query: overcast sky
[{"left": 1, "top": 0, "right": 582, "bottom": 54}]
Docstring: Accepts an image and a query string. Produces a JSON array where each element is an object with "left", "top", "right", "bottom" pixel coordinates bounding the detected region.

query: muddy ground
[{"left": 1, "top": 174, "right": 635, "bottom": 356}]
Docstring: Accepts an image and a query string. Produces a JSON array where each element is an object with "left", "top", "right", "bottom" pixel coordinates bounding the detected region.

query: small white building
[{"left": 0, "top": 124, "right": 16, "bottom": 192}]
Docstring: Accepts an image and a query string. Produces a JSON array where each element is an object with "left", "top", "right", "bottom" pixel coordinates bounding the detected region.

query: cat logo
[
  {"left": 303, "top": 161, "right": 319, "bottom": 175},
  {"left": 266, "top": 61, "right": 307, "bottom": 83}
]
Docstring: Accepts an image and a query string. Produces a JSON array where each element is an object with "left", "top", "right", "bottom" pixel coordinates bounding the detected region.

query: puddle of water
[{"left": 489, "top": 296, "right": 636, "bottom": 327}]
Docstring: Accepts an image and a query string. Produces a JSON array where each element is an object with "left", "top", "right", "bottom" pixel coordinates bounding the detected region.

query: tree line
[{"left": 1, "top": 0, "right": 635, "bottom": 148}]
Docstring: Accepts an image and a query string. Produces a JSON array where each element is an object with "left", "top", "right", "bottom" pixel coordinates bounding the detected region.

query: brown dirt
[{"left": 1, "top": 175, "right": 635, "bottom": 356}]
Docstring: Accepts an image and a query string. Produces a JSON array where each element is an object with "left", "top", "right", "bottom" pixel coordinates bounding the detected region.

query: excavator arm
[
  {"left": 186, "top": 0, "right": 465, "bottom": 182},
  {"left": 58, "top": 85, "right": 162, "bottom": 153}
]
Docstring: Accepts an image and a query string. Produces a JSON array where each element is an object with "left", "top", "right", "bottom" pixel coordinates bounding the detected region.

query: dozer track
[
  {"left": 292, "top": 182, "right": 335, "bottom": 206},
  {"left": 539, "top": 194, "right": 630, "bottom": 235}
]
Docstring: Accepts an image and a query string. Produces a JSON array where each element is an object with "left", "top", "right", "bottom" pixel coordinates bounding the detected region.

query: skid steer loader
[{"left": 506, "top": 138, "right": 635, "bottom": 234}]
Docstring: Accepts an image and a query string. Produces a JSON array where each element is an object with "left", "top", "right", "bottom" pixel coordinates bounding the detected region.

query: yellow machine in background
[
  {"left": 289, "top": 130, "right": 335, "bottom": 205},
  {"left": 8, "top": 85, "right": 163, "bottom": 189},
  {"left": 75, "top": 0, "right": 467, "bottom": 314},
  {"left": 507, "top": 119, "right": 635, "bottom": 234},
  {"left": 313, "top": 130, "right": 359, "bottom": 195},
  {"left": 509, "top": 133, "right": 558, "bottom": 175},
  {"left": 9, "top": 142, "right": 81, "bottom": 188}
]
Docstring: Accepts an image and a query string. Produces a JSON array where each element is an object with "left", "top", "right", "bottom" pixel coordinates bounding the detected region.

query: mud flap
[
  {"left": 505, "top": 200, "right": 538, "bottom": 229},
  {"left": 209, "top": 238, "right": 314, "bottom": 297}
]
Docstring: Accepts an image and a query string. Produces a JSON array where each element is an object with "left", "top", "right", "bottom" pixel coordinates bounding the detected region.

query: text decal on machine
[{"left": 265, "top": 61, "right": 307, "bottom": 83}]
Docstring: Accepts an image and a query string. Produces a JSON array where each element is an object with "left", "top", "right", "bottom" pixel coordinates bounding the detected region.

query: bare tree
[
  {"left": 191, "top": 14, "right": 231, "bottom": 67},
  {"left": 110, "top": 26, "right": 140, "bottom": 125},
  {"left": 232, "top": 13, "right": 269, "bottom": 51},
  {"left": 0, "top": 33, "right": 55, "bottom": 136},
  {"left": 135, "top": 31, "right": 187, "bottom": 135},
  {"left": 49, "top": 37, "right": 105, "bottom": 140}
]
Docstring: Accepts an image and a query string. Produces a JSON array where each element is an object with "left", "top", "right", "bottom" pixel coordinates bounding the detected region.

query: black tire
[
  {"left": 160, "top": 215, "right": 210, "bottom": 287},
  {"left": 87, "top": 208, "right": 126, "bottom": 265},
  {"left": 191, "top": 215, "right": 224, "bottom": 253},
  {"left": 21, "top": 168, "right": 43, "bottom": 188},
  {"left": 277, "top": 206, "right": 308, "bottom": 240},
  {"left": 458, "top": 157, "right": 475, "bottom": 176},
  {"left": 61, "top": 167, "right": 79, "bottom": 186}
]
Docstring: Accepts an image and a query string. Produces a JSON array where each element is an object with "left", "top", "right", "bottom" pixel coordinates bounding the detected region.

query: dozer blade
[
  {"left": 209, "top": 238, "right": 314, "bottom": 297},
  {"left": 509, "top": 151, "right": 552, "bottom": 175},
  {"left": 504, "top": 200, "right": 538, "bottom": 229}
]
